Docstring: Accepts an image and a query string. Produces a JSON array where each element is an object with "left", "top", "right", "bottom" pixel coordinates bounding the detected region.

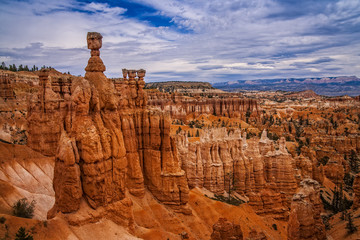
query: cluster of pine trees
[{"left": 0, "top": 62, "right": 52, "bottom": 72}]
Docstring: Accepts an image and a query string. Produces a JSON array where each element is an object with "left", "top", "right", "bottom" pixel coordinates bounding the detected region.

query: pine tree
[
  {"left": 195, "top": 129, "right": 200, "bottom": 137},
  {"left": 176, "top": 127, "right": 182, "bottom": 134},
  {"left": 346, "top": 212, "right": 357, "bottom": 234},
  {"left": 15, "top": 227, "right": 33, "bottom": 240},
  {"left": 349, "top": 150, "right": 359, "bottom": 173}
]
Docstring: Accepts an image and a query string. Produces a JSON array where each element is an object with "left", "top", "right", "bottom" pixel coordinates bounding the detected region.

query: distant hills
[{"left": 213, "top": 76, "right": 360, "bottom": 96}]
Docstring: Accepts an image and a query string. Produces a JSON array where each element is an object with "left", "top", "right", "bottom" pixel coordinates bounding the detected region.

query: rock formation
[
  {"left": 0, "top": 71, "right": 15, "bottom": 99},
  {"left": 176, "top": 129, "right": 297, "bottom": 220},
  {"left": 27, "top": 69, "right": 64, "bottom": 156},
  {"left": 246, "top": 229, "right": 267, "bottom": 240},
  {"left": 147, "top": 91, "right": 259, "bottom": 121},
  {"left": 0, "top": 70, "right": 41, "bottom": 145},
  {"left": 287, "top": 179, "right": 326, "bottom": 240},
  {"left": 297, "top": 147, "right": 324, "bottom": 185},
  {"left": 26, "top": 32, "right": 190, "bottom": 220},
  {"left": 210, "top": 218, "right": 243, "bottom": 240},
  {"left": 323, "top": 160, "right": 345, "bottom": 184},
  {"left": 352, "top": 173, "right": 360, "bottom": 209}
]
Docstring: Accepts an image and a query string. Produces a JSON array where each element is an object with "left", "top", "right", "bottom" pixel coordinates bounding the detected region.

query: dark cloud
[
  {"left": 290, "top": 57, "right": 335, "bottom": 68},
  {"left": 307, "top": 57, "right": 335, "bottom": 64},
  {"left": 267, "top": 0, "right": 331, "bottom": 20}
]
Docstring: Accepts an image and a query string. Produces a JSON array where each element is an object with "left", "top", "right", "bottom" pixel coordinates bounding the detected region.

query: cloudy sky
[{"left": 1, "top": 0, "right": 360, "bottom": 82}]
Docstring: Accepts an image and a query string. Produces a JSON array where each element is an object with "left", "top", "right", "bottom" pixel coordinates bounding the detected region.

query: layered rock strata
[
  {"left": 287, "top": 179, "right": 326, "bottom": 240},
  {"left": 27, "top": 69, "right": 64, "bottom": 156},
  {"left": 147, "top": 91, "right": 259, "bottom": 120},
  {"left": 296, "top": 147, "right": 324, "bottom": 185},
  {"left": 27, "top": 32, "right": 190, "bottom": 219},
  {"left": 0, "top": 71, "right": 15, "bottom": 99}
]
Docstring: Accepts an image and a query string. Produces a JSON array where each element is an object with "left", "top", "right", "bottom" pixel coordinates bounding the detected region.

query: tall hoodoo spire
[{"left": 85, "top": 32, "right": 105, "bottom": 72}]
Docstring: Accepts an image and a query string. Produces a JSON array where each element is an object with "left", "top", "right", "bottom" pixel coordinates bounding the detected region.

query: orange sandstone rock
[
  {"left": 26, "top": 32, "right": 190, "bottom": 219},
  {"left": 353, "top": 173, "right": 360, "bottom": 209},
  {"left": 288, "top": 179, "right": 326, "bottom": 240},
  {"left": 176, "top": 129, "right": 297, "bottom": 220},
  {"left": 27, "top": 69, "right": 64, "bottom": 156},
  {"left": 323, "top": 161, "right": 345, "bottom": 185},
  {"left": 211, "top": 218, "right": 243, "bottom": 240},
  {"left": 147, "top": 91, "right": 259, "bottom": 121}
]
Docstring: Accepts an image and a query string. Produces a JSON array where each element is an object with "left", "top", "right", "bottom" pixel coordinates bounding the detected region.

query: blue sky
[{"left": 0, "top": 0, "right": 360, "bottom": 82}]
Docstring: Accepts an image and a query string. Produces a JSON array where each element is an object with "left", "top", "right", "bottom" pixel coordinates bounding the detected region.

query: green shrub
[
  {"left": 272, "top": 224, "right": 277, "bottom": 230},
  {"left": 12, "top": 198, "right": 35, "bottom": 219}
]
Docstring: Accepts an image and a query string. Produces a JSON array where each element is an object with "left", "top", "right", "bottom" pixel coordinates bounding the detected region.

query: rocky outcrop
[
  {"left": 26, "top": 32, "right": 190, "bottom": 220},
  {"left": 0, "top": 70, "right": 39, "bottom": 87},
  {"left": 288, "top": 179, "right": 326, "bottom": 240},
  {"left": 323, "top": 160, "right": 345, "bottom": 184},
  {"left": 147, "top": 91, "right": 259, "bottom": 121},
  {"left": 311, "top": 135, "right": 360, "bottom": 156},
  {"left": 0, "top": 71, "right": 15, "bottom": 99},
  {"left": 211, "top": 218, "right": 243, "bottom": 240},
  {"left": 246, "top": 229, "right": 267, "bottom": 240},
  {"left": 353, "top": 173, "right": 360, "bottom": 209},
  {"left": 247, "top": 136, "right": 297, "bottom": 219},
  {"left": 297, "top": 147, "right": 324, "bottom": 185},
  {"left": 27, "top": 69, "right": 64, "bottom": 156},
  {"left": 176, "top": 129, "right": 297, "bottom": 220}
]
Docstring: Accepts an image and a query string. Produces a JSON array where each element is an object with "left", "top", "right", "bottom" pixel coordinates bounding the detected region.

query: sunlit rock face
[
  {"left": 176, "top": 129, "right": 298, "bottom": 220},
  {"left": 287, "top": 179, "right": 326, "bottom": 240},
  {"left": 27, "top": 32, "right": 190, "bottom": 218}
]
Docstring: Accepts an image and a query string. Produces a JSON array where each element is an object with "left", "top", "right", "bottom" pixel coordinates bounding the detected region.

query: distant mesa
[{"left": 213, "top": 76, "right": 360, "bottom": 96}]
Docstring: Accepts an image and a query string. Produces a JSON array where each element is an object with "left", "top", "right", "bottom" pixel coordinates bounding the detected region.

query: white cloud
[{"left": 0, "top": 0, "right": 359, "bottom": 81}]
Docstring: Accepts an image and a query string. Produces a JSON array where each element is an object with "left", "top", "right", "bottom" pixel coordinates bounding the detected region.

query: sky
[{"left": 1, "top": 0, "right": 360, "bottom": 83}]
